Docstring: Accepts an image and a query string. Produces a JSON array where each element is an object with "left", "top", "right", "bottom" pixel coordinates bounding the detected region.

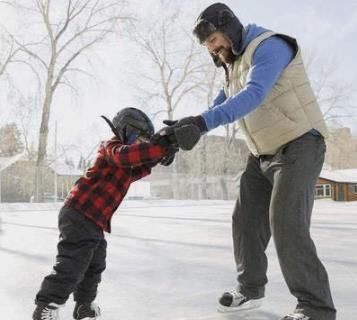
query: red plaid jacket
[{"left": 64, "top": 137, "right": 167, "bottom": 232}]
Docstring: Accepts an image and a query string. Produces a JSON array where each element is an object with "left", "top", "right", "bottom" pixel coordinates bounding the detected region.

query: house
[
  {"left": 316, "top": 169, "right": 357, "bottom": 201},
  {"left": 0, "top": 153, "right": 26, "bottom": 202},
  {"left": 49, "top": 163, "right": 152, "bottom": 200},
  {"left": 49, "top": 163, "right": 83, "bottom": 200}
]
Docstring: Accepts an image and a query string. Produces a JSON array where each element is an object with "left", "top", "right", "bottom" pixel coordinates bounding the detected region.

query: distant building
[
  {"left": 49, "top": 163, "right": 83, "bottom": 200},
  {"left": 0, "top": 153, "right": 27, "bottom": 202},
  {"left": 316, "top": 169, "right": 357, "bottom": 201}
]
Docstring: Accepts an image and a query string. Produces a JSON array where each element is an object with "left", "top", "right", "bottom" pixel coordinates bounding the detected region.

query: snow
[
  {"left": 0, "top": 199, "right": 356, "bottom": 320},
  {"left": 49, "top": 163, "right": 83, "bottom": 177},
  {"left": 320, "top": 168, "right": 357, "bottom": 183},
  {"left": 0, "top": 153, "right": 25, "bottom": 172}
]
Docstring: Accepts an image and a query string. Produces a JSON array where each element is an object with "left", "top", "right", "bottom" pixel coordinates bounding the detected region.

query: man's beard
[{"left": 216, "top": 47, "right": 235, "bottom": 64}]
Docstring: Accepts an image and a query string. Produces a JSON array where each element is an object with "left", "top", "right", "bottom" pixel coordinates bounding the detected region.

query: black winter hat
[{"left": 193, "top": 3, "right": 243, "bottom": 67}]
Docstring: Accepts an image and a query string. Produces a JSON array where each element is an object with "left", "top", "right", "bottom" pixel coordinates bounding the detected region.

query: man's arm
[
  {"left": 210, "top": 88, "right": 226, "bottom": 109},
  {"left": 201, "top": 36, "right": 295, "bottom": 131}
]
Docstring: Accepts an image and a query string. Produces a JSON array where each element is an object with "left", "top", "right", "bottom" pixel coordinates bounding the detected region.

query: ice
[{"left": 0, "top": 199, "right": 356, "bottom": 319}]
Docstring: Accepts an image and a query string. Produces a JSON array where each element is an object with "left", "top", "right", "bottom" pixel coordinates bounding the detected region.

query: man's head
[
  {"left": 203, "top": 31, "right": 235, "bottom": 64},
  {"left": 101, "top": 107, "right": 154, "bottom": 144},
  {"left": 193, "top": 2, "right": 243, "bottom": 66}
]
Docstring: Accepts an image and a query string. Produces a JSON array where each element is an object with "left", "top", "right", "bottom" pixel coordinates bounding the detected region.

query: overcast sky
[{"left": 0, "top": 0, "right": 356, "bottom": 159}]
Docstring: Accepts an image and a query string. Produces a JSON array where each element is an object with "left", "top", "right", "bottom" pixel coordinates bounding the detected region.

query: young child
[{"left": 32, "top": 107, "right": 175, "bottom": 320}]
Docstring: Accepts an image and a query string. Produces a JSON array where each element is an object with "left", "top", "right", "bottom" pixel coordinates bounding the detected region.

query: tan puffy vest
[{"left": 224, "top": 31, "right": 328, "bottom": 156}]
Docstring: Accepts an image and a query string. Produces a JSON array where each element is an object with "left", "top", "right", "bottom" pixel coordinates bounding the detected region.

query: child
[{"left": 32, "top": 107, "right": 175, "bottom": 320}]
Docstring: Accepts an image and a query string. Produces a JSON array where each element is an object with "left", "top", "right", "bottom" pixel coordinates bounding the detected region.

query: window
[
  {"left": 315, "top": 184, "right": 332, "bottom": 198},
  {"left": 352, "top": 184, "right": 357, "bottom": 194}
]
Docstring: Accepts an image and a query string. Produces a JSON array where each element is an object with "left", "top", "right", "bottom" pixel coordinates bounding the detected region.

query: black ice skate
[
  {"left": 32, "top": 302, "right": 60, "bottom": 320},
  {"left": 281, "top": 312, "right": 311, "bottom": 320},
  {"left": 73, "top": 302, "right": 101, "bottom": 320},
  {"left": 217, "top": 288, "right": 263, "bottom": 313}
]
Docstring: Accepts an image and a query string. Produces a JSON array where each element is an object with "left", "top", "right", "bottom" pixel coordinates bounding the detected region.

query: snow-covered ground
[{"left": 0, "top": 199, "right": 356, "bottom": 320}]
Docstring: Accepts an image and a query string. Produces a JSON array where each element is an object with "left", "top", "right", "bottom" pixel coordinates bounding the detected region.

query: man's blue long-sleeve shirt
[{"left": 201, "top": 24, "right": 295, "bottom": 131}]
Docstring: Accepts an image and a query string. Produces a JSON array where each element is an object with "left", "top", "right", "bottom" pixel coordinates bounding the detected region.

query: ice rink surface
[{"left": 1, "top": 199, "right": 356, "bottom": 320}]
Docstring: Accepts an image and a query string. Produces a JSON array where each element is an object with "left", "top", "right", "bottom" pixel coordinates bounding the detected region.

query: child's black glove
[
  {"left": 151, "top": 131, "right": 178, "bottom": 167},
  {"left": 153, "top": 124, "right": 201, "bottom": 151},
  {"left": 160, "top": 152, "right": 176, "bottom": 166}
]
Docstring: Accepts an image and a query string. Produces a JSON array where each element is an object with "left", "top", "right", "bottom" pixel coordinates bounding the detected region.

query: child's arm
[
  {"left": 104, "top": 138, "right": 167, "bottom": 167},
  {"left": 131, "top": 160, "right": 160, "bottom": 182}
]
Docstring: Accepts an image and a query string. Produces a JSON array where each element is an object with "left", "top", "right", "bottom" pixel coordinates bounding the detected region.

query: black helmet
[
  {"left": 193, "top": 3, "right": 243, "bottom": 67},
  {"left": 101, "top": 107, "right": 154, "bottom": 144}
]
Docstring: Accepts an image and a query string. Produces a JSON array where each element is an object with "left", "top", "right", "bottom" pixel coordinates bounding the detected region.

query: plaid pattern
[{"left": 64, "top": 137, "right": 166, "bottom": 232}]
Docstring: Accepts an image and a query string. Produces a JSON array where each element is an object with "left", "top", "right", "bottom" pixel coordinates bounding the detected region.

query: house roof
[
  {"left": 320, "top": 169, "right": 357, "bottom": 183},
  {"left": 0, "top": 152, "right": 26, "bottom": 172},
  {"left": 49, "top": 163, "right": 83, "bottom": 176}
]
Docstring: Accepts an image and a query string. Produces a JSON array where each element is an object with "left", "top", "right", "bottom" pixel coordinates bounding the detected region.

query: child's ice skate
[
  {"left": 32, "top": 302, "right": 60, "bottom": 320},
  {"left": 73, "top": 302, "right": 101, "bottom": 320}
]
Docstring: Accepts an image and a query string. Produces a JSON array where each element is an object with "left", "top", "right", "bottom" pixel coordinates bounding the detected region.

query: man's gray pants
[{"left": 233, "top": 132, "right": 336, "bottom": 320}]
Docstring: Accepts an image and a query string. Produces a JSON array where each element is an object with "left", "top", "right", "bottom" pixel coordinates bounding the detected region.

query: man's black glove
[
  {"left": 155, "top": 124, "right": 201, "bottom": 151},
  {"left": 161, "top": 115, "right": 207, "bottom": 151},
  {"left": 163, "top": 115, "right": 208, "bottom": 133}
]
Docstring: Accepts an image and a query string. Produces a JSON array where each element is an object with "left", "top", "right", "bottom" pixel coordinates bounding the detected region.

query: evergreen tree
[{"left": 0, "top": 123, "right": 24, "bottom": 156}]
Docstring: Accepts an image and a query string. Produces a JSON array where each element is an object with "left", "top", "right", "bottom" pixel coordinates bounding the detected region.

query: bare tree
[
  {"left": 195, "top": 62, "right": 244, "bottom": 199},
  {"left": 130, "top": 13, "right": 206, "bottom": 198},
  {"left": 131, "top": 17, "right": 205, "bottom": 121},
  {"left": 13, "top": 95, "right": 39, "bottom": 159},
  {"left": 193, "top": 63, "right": 220, "bottom": 199},
  {"left": 305, "top": 53, "right": 355, "bottom": 124},
  {"left": 10, "top": 0, "right": 129, "bottom": 201},
  {"left": 0, "top": 33, "right": 20, "bottom": 78}
]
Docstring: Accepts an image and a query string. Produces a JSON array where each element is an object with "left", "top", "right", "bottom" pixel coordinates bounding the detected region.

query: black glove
[
  {"left": 163, "top": 115, "right": 207, "bottom": 133},
  {"left": 160, "top": 152, "right": 176, "bottom": 166},
  {"left": 151, "top": 131, "right": 178, "bottom": 166},
  {"left": 161, "top": 116, "right": 206, "bottom": 151},
  {"left": 151, "top": 127, "right": 178, "bottom": 148},
  {"left": 153, "top": 124, "right": 200, "bottom": 151},
  {"left": 162, "top": 119, "right": 178, "bottom": 126}
]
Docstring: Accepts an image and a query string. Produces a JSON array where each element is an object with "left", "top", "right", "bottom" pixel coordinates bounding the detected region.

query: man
[{"left": 163, "top": 3, "right": 336, "bottom": 320}]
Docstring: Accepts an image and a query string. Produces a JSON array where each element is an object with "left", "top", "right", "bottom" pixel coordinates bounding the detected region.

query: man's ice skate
[
  {"left": 73, "top": 302, "right": 101, "bottom": 320},
  {"left": 217, "top": 288, "right": 263, "bottom": 313},
  {"left": 32, "top": 302, "right": 60, "bottom": 320},
  {"left": 280, "top": 312, "right": 311, "bottom": 320}
]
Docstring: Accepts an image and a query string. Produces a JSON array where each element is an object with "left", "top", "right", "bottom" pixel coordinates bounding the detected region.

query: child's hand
[
  {"left": 160, "top": 152, "right": 176, "bottom": 166},
  {"left": 151, "top": 127, "right": 178, "bottom": 148},
  {"left": 152, "top": 124, "right": 201, "bottom": 151}
]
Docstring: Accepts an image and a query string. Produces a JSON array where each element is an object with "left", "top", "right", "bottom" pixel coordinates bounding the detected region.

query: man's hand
[
  {"left": 163, "top": 116, "right": 207, "bottom": 133},
  {"left": 161, "top": 115, "right": 207, "bottom": 150},
  {"left": 155, "top": 124, "right": 201, "bottom": 151}
]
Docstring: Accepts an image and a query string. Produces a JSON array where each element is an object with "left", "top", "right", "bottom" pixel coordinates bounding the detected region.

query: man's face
[{"left": 203, "top": 31, "right": 235, "bottom": 64}]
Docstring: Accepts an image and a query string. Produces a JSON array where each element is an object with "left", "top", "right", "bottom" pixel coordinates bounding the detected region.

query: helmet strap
[{"left": 101, "top": 115, "right": 121, "bottom": 140}]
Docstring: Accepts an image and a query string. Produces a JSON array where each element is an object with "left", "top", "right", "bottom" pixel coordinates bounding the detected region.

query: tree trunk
[
  {"left": 220, "top": 144, "right": 230, "bottom": 200},
  {"left": 35, "top": 78, "right": 53, "bottom": 202},
  {"left": 199, "top": 136, "right": 208, "bottom": 199},
  {"left": 219, "top": 177, "right": 229, "bottom": 200}
]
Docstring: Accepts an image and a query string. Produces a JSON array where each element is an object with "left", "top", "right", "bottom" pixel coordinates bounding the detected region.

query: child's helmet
[{"left": 101, "top": 107, "right": 154, "bottom": 144}]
